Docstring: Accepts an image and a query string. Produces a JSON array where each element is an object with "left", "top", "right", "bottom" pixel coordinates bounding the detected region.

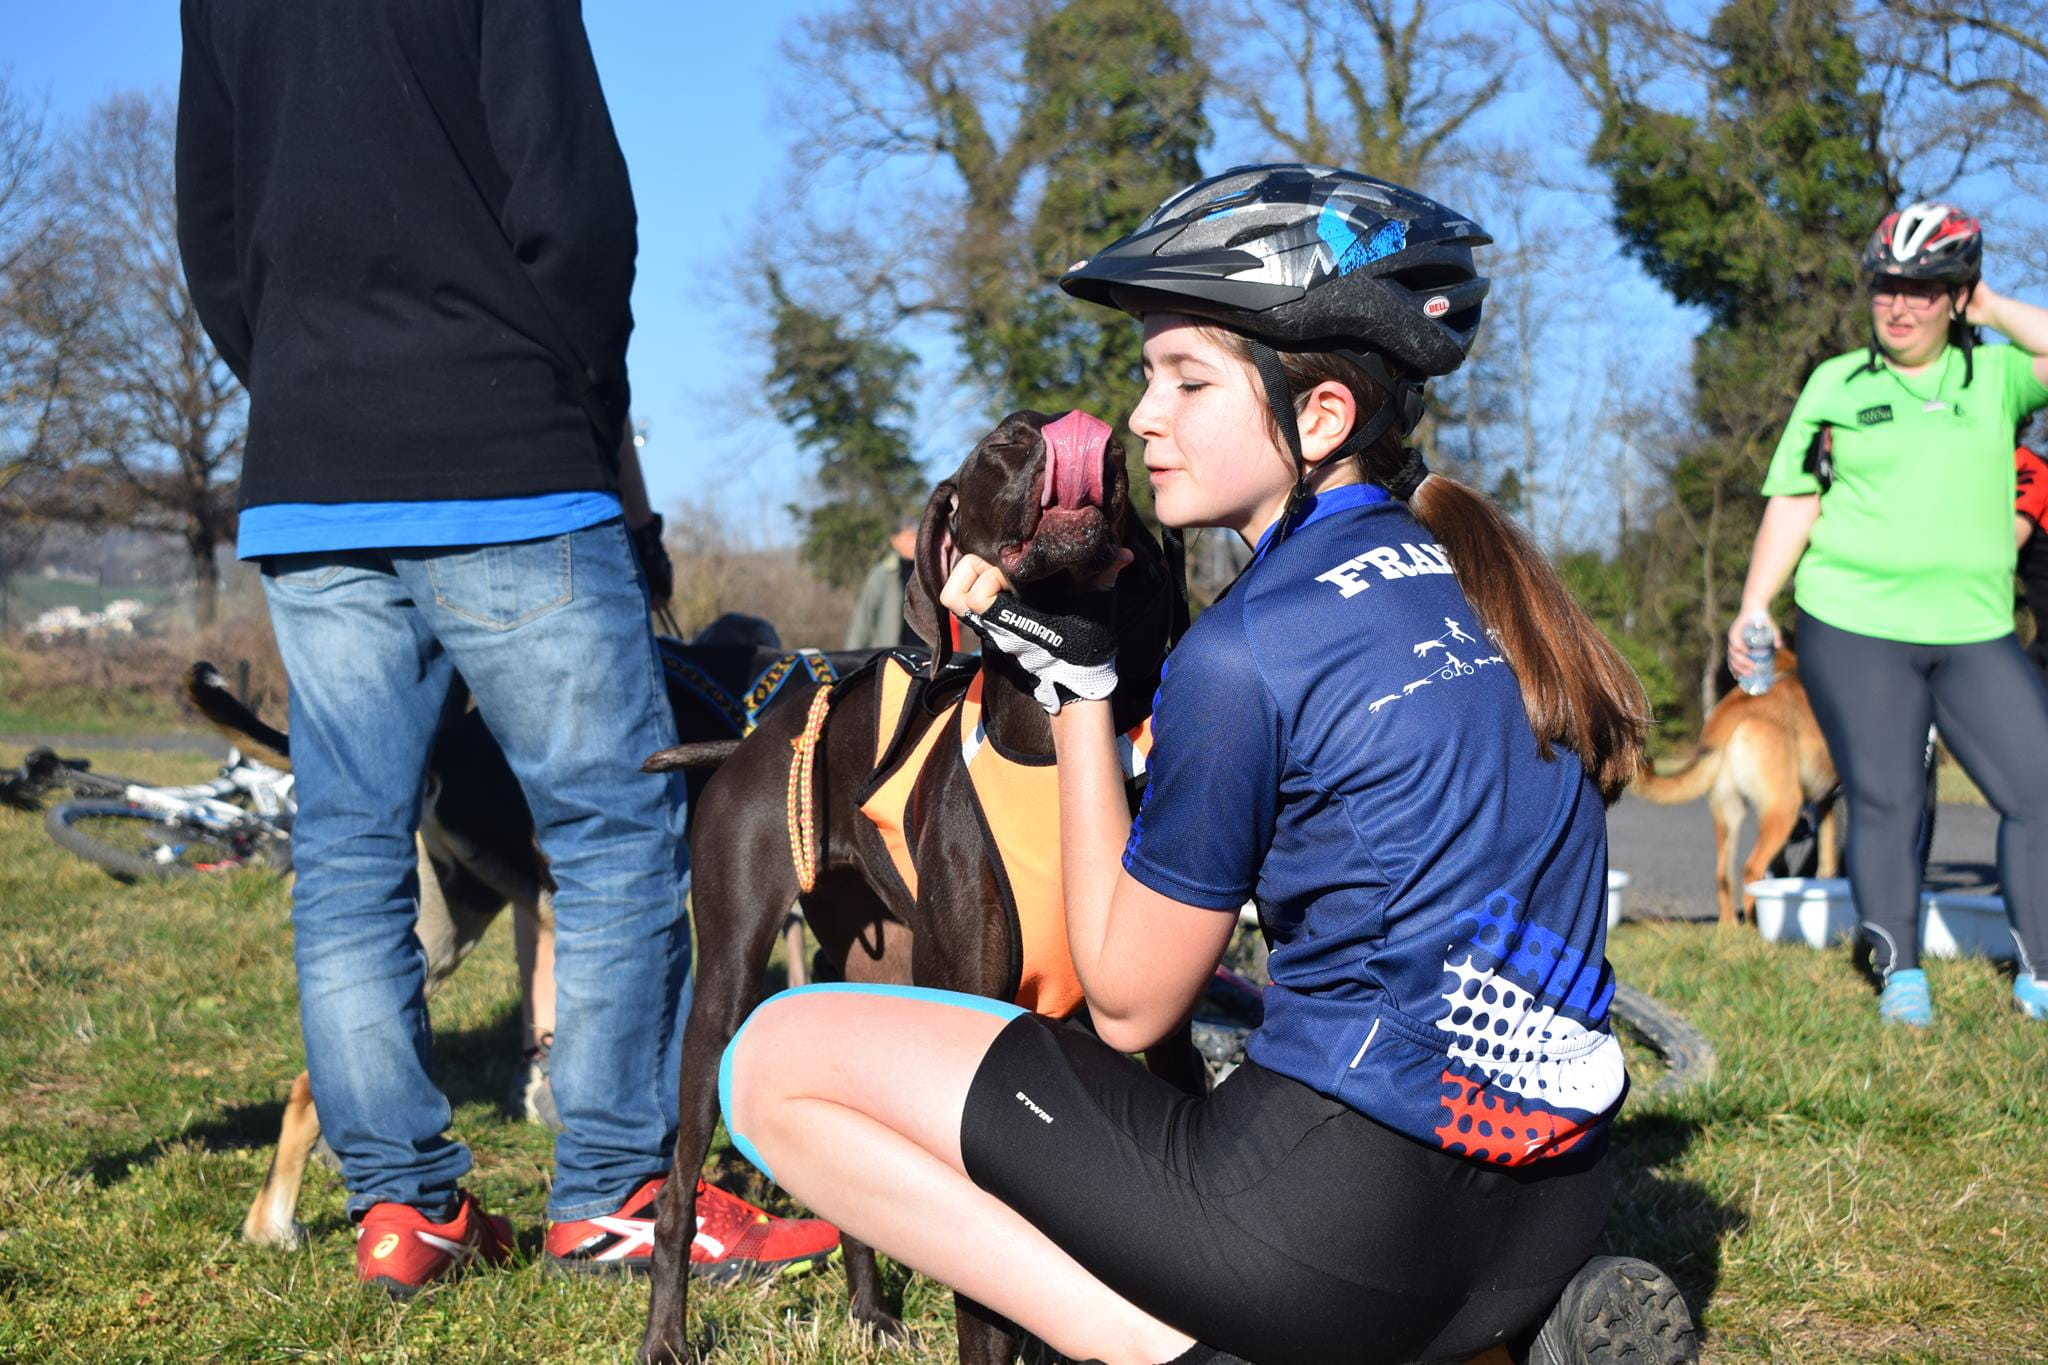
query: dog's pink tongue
[{"left": 1042, "top": 410, "right": 1110, "bottom": 510}]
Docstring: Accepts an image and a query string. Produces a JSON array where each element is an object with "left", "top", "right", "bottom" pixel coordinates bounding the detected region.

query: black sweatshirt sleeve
[
  {"left": 174, "top": 0, "right": 253, "bottom": 382},
  {"left": 477, "top": 0, "right": 637, "bottom": 445}
]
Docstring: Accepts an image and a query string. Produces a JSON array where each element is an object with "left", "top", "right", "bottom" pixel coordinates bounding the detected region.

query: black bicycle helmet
[
  {"left": 1860, "top": 201, "right": 1982, "bottom": 285},
  {"left": 1061, "top": 165, "right": 1489, "bottom": 528}
]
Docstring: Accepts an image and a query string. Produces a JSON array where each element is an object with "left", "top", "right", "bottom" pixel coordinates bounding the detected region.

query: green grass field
[{"left": 1, "top": 753, "right": 2044, "bottom": 1362}]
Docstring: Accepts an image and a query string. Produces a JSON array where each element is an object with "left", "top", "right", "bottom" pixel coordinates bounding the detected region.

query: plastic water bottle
[{"left": 1739, "top": 619, "right": 1775, "bottom": 696}]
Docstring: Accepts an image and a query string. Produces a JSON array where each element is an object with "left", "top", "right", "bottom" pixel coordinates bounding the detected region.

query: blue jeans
[{"left": 262, "top": 519, "right": 690, "bottom": 1220}]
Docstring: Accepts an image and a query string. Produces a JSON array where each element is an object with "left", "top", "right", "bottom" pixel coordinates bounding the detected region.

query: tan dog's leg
[
  {"left": 1708, "top": 783, "right": 1745, "bottom": 927},
  {"left": 245, "top": 834, "right": 506, "bottom": 1244},
  {"left": 1816, "top": 801, "right": 1842, "bottom": 879},
  {"left": 1743, "top": 798, "right": 1801, "bottom": 926},
  {"left": 515, "top": 902, "right": 557, "bottom": 1045},
  {"left": 510, "top": 892, "right": 557, "bottom": 1126},
  {"left": 243, "top": 1071, "right": 318, "bottom": 1247}
]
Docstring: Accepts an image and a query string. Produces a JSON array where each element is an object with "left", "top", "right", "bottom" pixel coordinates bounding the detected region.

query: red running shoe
[
  {"left": 544, "top": 1176, "right": 839, "bottom": 1282},
  {"left": 355, "top": 1190, "right": 513, "bottom": 1298}
]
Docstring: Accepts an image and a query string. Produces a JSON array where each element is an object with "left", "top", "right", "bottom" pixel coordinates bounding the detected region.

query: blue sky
[
  {"left": 30, "top": 2, "right": 2028, "bottom": 554},
  {"left": 9, "top": 1, "right": 812, "bottom": 531},
  {"left": 12, "top": 1, "right": 1701, "bottom": 552}
]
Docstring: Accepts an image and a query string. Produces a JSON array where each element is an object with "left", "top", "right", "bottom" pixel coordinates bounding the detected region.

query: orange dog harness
[{"left": 856, "top": 654, "right": 1150, "bottom": 1017}]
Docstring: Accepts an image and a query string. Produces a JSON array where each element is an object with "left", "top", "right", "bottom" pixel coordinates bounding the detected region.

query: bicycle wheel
[
  {"left": 43, "top": 800, "right": 271, "bottom": 882},
  {"left": 1916, "top": 729, "right": 1941, "bottom": 881},
  {"left": 1, "top": 748, "right": 140, "bottom": 808}
]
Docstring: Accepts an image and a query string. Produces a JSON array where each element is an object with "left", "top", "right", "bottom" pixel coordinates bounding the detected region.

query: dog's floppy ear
[
  {"left": 1108, "top": 514, "right": 1180, "bottom": 735},
  {"left": 902, "top": 479, "right": 959, "bottom": 680}
]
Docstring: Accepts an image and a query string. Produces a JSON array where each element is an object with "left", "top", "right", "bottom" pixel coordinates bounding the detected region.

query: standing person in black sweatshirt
[{"left": 176, "top": 0, "right": 839, "bottom": 1293}]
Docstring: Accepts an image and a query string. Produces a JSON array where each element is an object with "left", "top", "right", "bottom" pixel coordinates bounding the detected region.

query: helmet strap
[
  {"left": 1335, "top": 396, "right": 1406, "bottom": 469},
  {"left": 1955, "top": 288, "right": 1977, "bottom": 387},
  {"left": 1249, "top": 339, "right": 1426, "bottom": 540},
  {"left": 1247, "top": 341, "right": 1313, "bottom": 546}
]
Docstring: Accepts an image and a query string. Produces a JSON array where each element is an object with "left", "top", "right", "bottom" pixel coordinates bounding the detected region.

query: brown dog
[
  {"left": 635, "top": 411, "right": 1194, "bottom": 1365},
  {"left": 1631, "top": 650, "right": 1840, "bottom": 925}
]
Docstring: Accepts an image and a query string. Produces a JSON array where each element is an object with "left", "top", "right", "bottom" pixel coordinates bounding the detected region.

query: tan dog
[{"left": 1631, "top": 650, "right": 1839, "bottom": 925}]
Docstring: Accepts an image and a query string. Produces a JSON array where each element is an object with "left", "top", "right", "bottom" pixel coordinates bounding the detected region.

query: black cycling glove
[
  {"left": 629, "top": 513, "right": 674, "bottom": 607},
  {"left": 966, "top": 591, "right": 1118, "bottom": 714}
]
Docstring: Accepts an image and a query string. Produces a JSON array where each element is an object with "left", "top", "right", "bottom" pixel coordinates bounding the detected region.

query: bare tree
[
  {"left": 37, "top": 93, "right": 245, "bottom": 627},
  {"left": 1198, "top": 2, "right": 1610, "bottom": 538},
  {"left": 776, "top": 0, "right": 1049, "bottom": 331},
  {"left": 1858, "top": 1, "right": 2048, "bottom": 272},
  {"left": 1865, "top": 1, "right": 2048, "bottom": 141},
  {"left": 0, "top": 76, "right": 76, "bottom": 626},
  {"left": 1201, "top": 0, "right": 1517, "bottom": 185},
  {"left": 1, "top": 76, "right": 70, "bottom": 496}
]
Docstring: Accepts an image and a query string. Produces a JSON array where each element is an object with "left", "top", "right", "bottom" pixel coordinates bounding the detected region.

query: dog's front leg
[
  {"left": 640, "top": 1177, "right": 698, "bottom": 1365},
  {"left": 955, "top": 1293, "right": 1024, "bottom": 1365},
  {"left": 842, "top": 1232, "right": 909, "bottom": 1341},
  {"left": 241, "top": 1070, "right": 318, "bottom": 1248}
]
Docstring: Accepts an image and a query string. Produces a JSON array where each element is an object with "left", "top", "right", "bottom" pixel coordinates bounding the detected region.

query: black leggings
[
  {"left": 1797, "top": 611, "right": 2048, "bottom": 976},
  {"left": 961, "top": 1014, "right": 1613, "bottom": 1365}
]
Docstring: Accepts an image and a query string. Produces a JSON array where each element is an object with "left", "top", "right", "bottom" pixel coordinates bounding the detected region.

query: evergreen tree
[
  {"left": 764, "top": 271, "right": 927, "bottom": 588},
  {"left": 959, "top": 0, "right": 1209, "bottom": 438},
  {"left": 1586, "top": 0, "right": 1892, "bottom": 706},
  {"left": 767, "top": 0, "right": 1210, "bottom": 562}
]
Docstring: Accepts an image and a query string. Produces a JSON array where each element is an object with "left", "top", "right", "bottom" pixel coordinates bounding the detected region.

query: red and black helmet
[{"left": 1860, "top": 202, "right": 1982, "bottom": 285}]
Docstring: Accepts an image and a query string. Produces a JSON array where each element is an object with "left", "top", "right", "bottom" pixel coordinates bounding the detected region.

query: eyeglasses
[{"left": 1869, "top": 281, "right": 1951, "bottom": 311}]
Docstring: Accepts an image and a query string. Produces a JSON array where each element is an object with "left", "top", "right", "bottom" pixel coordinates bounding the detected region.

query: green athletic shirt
[{"left": 1762, "top": 342, "right": 2048, "bottom": 644}]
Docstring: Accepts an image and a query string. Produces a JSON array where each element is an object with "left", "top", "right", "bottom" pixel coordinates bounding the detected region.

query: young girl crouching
[{"left": 721, "top": 164, "right": 1691, "bottom": 1365}]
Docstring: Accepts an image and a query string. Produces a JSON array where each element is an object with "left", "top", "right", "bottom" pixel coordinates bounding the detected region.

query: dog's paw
[
  {"left": 849, "top": 1309, "right": 912, "bottom": 1346},
  {"left": 240, "top": 1216, "right": 308, "bottom": 1250}
]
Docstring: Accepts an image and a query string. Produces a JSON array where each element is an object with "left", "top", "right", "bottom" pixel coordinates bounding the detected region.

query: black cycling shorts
[{"left": 960, "top": 1013, "right": 1613, "bottom": 1365}]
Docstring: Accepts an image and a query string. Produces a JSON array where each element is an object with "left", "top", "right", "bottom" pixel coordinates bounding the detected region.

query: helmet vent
[{"left": 1392, "top": 263, "right": 1470, "bottom": 291}]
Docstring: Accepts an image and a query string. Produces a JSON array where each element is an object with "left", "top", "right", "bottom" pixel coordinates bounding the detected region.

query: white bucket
[
  {"left": 1606, "top": 869, "right": 1631, "bottom": 930},
  {"left": 1745, "top": 878, "right": 2018, "bottom": 962},
  {"left": 1747, "top": 877, "right": 1857, "bottom": 948},
  {"left": 1921, "top": 892, "right": 2017, "bottom": 962}
]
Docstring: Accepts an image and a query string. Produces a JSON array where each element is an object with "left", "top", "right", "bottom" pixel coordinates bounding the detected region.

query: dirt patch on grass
[{"left": 1768, "top": 1311, "right": 2024, "bottom": 1362}]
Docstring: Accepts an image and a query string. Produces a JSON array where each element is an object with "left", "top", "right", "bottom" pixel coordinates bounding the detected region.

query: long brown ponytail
[{"left": 1215, "top": 332, "right": 1650, "bottom": 802}]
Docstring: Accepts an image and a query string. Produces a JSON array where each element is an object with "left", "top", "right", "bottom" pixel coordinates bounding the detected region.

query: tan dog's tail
[
  {"left": 1631, "top": 748, "right": 1721, "bottom": 805},
  {"left": 184, "top": 661, "right": 292, "bottom": 770}
]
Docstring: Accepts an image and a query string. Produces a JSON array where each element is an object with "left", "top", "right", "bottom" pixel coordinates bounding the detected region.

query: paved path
[
  {"left": 1, "top": 730, "right": 230, "bottom": 759},
  {"left": 1609, "top": 793, "right": 2000, "bottom": 922}
]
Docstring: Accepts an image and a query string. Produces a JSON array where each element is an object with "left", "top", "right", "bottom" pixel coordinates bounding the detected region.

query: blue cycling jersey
[{"left": 1123, "top": 484, "right": 1624, "bottom": 1165}]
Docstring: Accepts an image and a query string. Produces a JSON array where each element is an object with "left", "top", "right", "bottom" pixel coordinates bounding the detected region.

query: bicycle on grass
[{"left": 2, "top": 745, "right": 295, "bottom": 882}]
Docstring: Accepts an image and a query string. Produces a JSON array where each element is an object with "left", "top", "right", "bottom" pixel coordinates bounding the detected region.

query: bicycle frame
[{"left": 103, "top": 750, "right": 295, "bottom": 840}]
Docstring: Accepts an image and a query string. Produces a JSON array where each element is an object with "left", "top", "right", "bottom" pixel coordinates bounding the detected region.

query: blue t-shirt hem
[
  {"left": 1121, "top": 853, "right": 1250, "bottom": 911},
  {"left": 237, "top": 492, "right": 623, "bottom": 559}
]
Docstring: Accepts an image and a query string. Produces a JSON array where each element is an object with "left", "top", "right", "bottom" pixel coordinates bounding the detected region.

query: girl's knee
[{"left": 721, "top": 991, "right": 810, "bottom": 1138}]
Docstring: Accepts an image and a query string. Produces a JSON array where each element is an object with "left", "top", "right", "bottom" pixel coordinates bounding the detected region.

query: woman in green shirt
[{"left": 1730, "top": 203, "right": 2048, "bottom": 1026}]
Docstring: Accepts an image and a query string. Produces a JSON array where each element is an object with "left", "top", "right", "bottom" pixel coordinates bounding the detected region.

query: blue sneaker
[
  {"left": 1879, "top": 968, "right": 1933, "bottom": 1028},
  {"left": 2015, "top": 975, "right": 2048, "bottom": 1020}
]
